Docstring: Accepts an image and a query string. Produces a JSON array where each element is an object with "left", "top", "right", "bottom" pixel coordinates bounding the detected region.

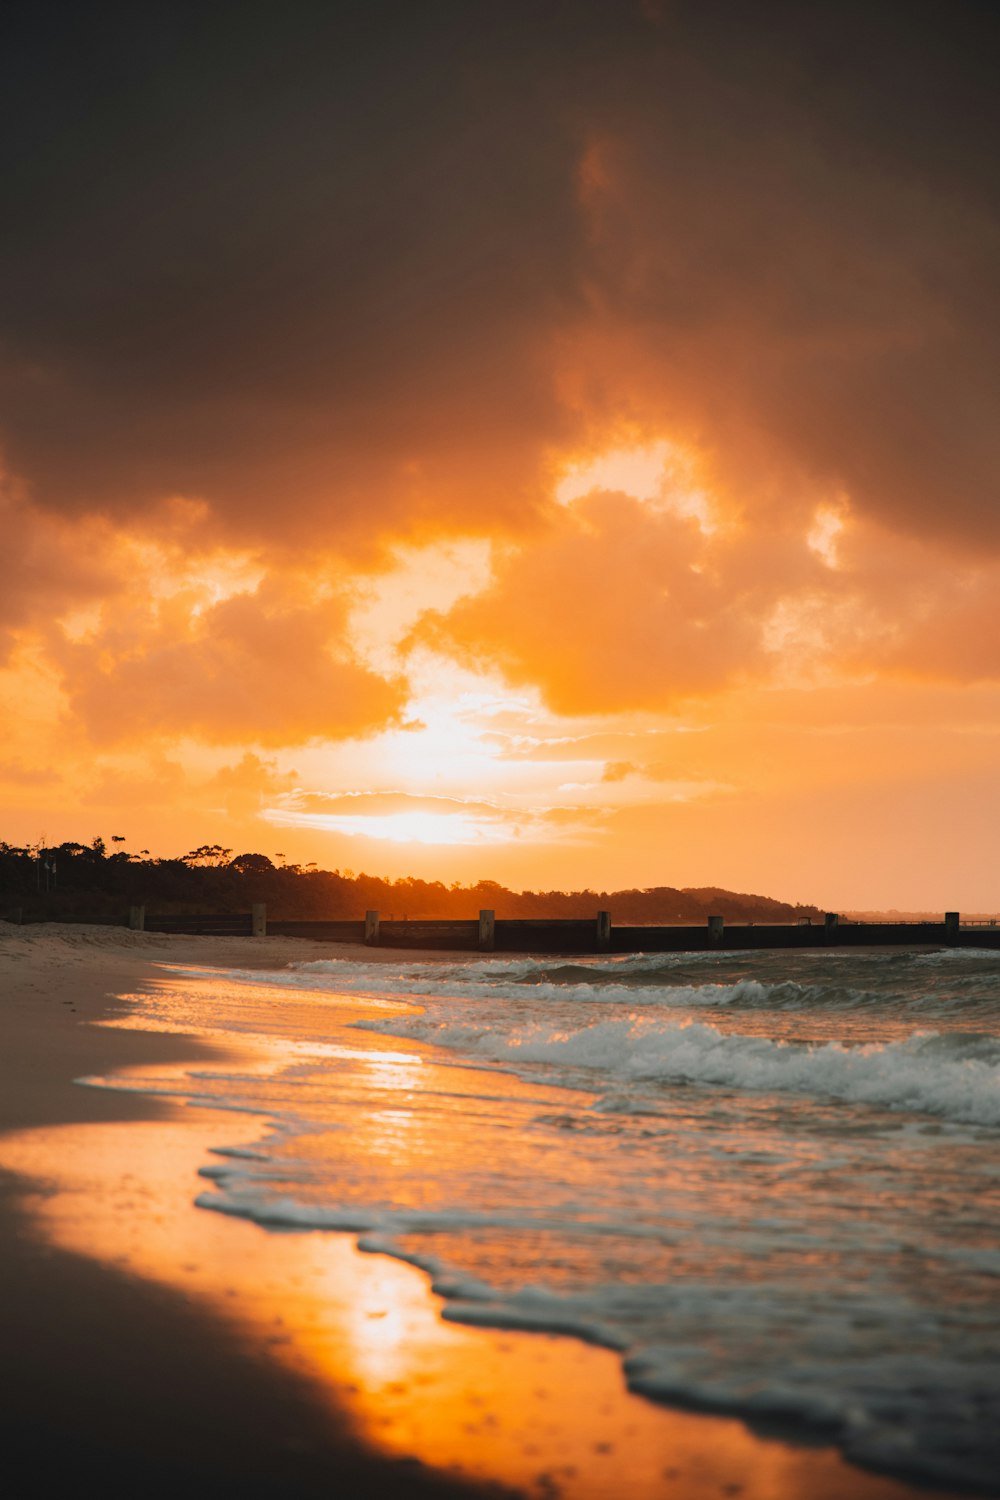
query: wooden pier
[{"left": 125, "top": 907, "right": 1000, "bottom": 953}]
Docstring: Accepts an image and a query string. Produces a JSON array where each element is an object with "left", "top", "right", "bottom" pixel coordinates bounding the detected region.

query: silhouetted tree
[
  {"left": 182, "top": 845, "right": 233, "bottom": 866},
  {"left": 0, "top": 833, "right": 824, "bottom": 926},
  {"left": 229, "top": 853, "right": 275, "bottom": 874}
]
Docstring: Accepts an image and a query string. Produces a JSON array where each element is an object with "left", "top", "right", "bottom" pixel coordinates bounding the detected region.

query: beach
[{"left": 0, "top": 923, "right": 987, "bottom": 1499}]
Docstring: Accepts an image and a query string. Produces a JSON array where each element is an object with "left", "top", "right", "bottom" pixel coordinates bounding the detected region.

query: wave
[
  {"left": 107, "top": 951, "right": 1000, "bottom": 1493},
  {"left": 190, "top": 948, "right": 999, "bottom": 1019},
  {"left": 352, "top": 1012, "right": 1000, "bottom": 1125},
  {"left": 201, "top": 959, "right": 870, "bottom": 1015},
  {"left": 194, "top": 1180, "right": 1000, "bottom": 1492},
  {"left": 150, "top": 940, "right": 1000, "bottom": 1045}
]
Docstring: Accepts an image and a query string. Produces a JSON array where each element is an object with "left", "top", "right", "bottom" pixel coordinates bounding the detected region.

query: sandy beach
[
  {"left": 0, "top": 924, "right": 501, "bottom": 1498},
  {"left": 0, "top": 923, "right": 970, "bottom": 1499}
]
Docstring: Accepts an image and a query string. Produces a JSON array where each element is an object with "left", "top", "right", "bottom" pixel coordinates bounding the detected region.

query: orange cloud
[
  {"left": 0, "top": 758, "right": 57, "bottom": 788},
  {"left": 562, "top": 102, "right": 1000, "bottom": 552},
  {"left": 413, "top": 486, "right": 834, "bottom": 714},
  {"left": 2, "top": 5, "right": 999, "bottom": 906},
  {"left": 0, "top": 477, "right": 118, "bottom": 654},
  {"left": 4, "top": 5, "right": 993, "bottom": 572},
  {"left": 56, "top": 574, "right": 407, "bottom": 748},
  {"left": 263, "top": 788, "right": 602, "bottom": 849},
  {"left": 412, "top": 473, "right": 1000, "bottom": 720}
]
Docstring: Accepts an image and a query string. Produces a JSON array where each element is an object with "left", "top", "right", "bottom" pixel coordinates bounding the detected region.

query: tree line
[{"left": 0, "top": 837, "right": 822, "bottom": 926}]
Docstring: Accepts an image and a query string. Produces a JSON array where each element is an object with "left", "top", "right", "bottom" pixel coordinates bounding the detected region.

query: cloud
[
  {"left": 601, "top": 760, "right": 712, "bottom": 787},
  {"left": 412, "top": 486, "right": 835, "bottom": 713},
  {"left": 0, "top": 476, "right": 118, "bottom": 656},
  {"left": 0, "top": 3, "right": 600, "bottom": 551},
  {"left": 2, "top": 0, "right": 999, "bottom": 904},
  {"left": 1, "top": 4, "right": 994, "bottom": 565},
  {"left": 57, "top": 573, "right": 407, "bottom": 747},
  {"left": 0, "top": 758, "right": 58, "bottom": 788},
  {"left": 412, "top": 473, "right": 1000, "bottom": 717},
  {"left": 602, "top": 761, "right": 637, "bottom": 783},
  {"left": 83, "top": 755, "right": 190, "bottom": 811},
  {"left": 263, "top": 786, "right": 602, "bottom": 847},
  {"left": 265, "top": 788, "right": 519, "bottom": 846},
  {"left": 559, "top": 9, "right": 1000, "bottom": 551}
]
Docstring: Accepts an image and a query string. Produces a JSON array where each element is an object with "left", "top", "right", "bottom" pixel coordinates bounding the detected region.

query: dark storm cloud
[
  {"left": 567, "top": 1, "right": 1000, "bottom": 546},
  {"left": 2, "top": 0, "right": 998, "bottom": 550},
  {"left": 0, "top": 477, "right": 115, "bottom": 653},
  {"left": 1, "top": 0, "right": 607, "bottom": 542}
]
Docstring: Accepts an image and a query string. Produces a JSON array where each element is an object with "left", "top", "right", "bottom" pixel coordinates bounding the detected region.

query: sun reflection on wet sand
[{"left": 0, "top": 1004, "right": 957, "bottom": 1499}]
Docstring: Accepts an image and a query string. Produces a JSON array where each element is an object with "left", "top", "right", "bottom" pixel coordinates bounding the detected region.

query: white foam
[
  {"left": 912, "top": 946, "right": 1000, "bottom": 964},
  {"left": 194, "top": 1171, "right": 1000, "bottom": 1491},
  {"left": 353, "top": 1012, "right": 1000, "bottom": 1125},
  {"left": 89, "top": 943, "right": 1000, "bottom": 1493},
  {"left": 213, "top": 947, "right": 1000, "bottom": 1019},
  {"left": 241, "top": 959, "right": 842, "bottom": 1013}
]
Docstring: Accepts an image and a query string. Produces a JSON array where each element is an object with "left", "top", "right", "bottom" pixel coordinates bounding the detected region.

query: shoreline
[
  {"left": 0, "top": 923, "right": 969, "bottom": 1498},
  {"left": 0, "top": 923, "right": 506, "bottom": 1498}
]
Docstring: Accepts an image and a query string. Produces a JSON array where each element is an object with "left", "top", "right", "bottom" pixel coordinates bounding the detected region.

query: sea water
[{"left": 88, "top": 946, "right": 1000, "bottom": 1492}]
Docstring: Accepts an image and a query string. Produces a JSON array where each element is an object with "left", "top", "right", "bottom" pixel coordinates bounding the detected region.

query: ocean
[{"left": 88, "top": 945, "right": 1000, "bottom": 1493}]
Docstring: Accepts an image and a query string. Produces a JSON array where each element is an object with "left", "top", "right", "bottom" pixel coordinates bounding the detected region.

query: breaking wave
[{"left": 353, "top": 1010, "right": 1000, "bottom": 1126}]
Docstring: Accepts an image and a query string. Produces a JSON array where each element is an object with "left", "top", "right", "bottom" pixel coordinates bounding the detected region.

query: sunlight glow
[
  {"left": 555, "top": 441, "right": 671, "bottom": 504},
  {"left": 0, "top": 1094, "right": 865, "bottom": 1500},
  {"left": 263, "top": 807, "right": 515, "bottom": 846},
  {"left": 807, "top": 505, "right": 846, "bottom": 569},
  {"left": 339, "top": 654, "right": 549, "bottom": 799},
  {"left": 348, "top": 540, "right": 494, "bottom": 674},
  {"left": 554, "top": 438, "right": 716, "bottom": 532}
]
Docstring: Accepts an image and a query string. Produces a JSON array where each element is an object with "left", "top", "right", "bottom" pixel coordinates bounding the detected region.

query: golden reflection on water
[{"left": 0, "top": 1047, "right": 945, "bottom": 1499}]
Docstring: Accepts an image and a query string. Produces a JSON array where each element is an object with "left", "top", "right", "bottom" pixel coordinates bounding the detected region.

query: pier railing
[
  {"left": 132, "top": 907, "right": 262, "bottom": 937},
  {"left": 108, "top": 906, "right": 1000, "bottom": 953},
  {"left": 5, "top": 904, "right": 995, "bottom": 952}
]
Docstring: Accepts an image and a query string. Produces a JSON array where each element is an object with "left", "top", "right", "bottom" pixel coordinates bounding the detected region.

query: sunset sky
[{"left": 2, "top": 0, "right": 999, "bottom": 909}]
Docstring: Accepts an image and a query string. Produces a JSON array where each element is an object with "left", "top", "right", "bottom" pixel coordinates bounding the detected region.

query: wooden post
[
  {"left": 708, "top": 915, "right": 724, "bottom": 947},
  {"left": 128, "top": 904, "right": 145, "bottom": 932},
  {"left": 824, "top": 912, "right": 839, "bottom": 945},
  {"left": 252, "top": 903, "right": 266, "bottom": 938},
  {"left": 944, "top": 911, "right": 959, "bottom": 942},
  {"left": 479, "top": 909, "right": 496, "bottom": 952},
  {"left": 596, "top": 910, "right": 611, "bottom": 952},
  {"left": 365, "top": 910, "right": 380, "bottom": 945}
]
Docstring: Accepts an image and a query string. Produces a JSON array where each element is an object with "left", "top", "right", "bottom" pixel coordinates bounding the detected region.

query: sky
[{"left": 2, "top": 0, "right": 999, "bottom": 909}]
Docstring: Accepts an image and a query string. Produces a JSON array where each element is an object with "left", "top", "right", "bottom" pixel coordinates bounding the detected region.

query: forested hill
[{"left": 0, "top": 839, "right": 822, "bottom": 926}]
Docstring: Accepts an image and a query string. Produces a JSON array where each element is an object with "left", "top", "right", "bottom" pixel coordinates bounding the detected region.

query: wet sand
[
  {"left": 0, "top": 923, "right": 965, "bottom": 1498},
  {"left": 0, "top": 924, "right": 504, "bottom": 1498}
]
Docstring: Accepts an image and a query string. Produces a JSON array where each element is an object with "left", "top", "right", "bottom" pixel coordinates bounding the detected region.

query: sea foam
[
  {"left": 104, "top": 944, "right": 1000, "bottom": 1492},
  {"left": 352, "top": 1010, "right": 1000, "bottom": 1126}
]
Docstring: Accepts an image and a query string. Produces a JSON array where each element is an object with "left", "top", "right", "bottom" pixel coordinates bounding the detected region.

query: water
[{"left": 89, "top": 946, "right": 1000, "bottom": 1492}]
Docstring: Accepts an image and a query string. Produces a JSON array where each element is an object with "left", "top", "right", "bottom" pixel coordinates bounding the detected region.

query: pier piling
[
  {"left": 478, "top": 909, "right": 496, "bottom": 951},
  {"left": 596, "top": 910, "right": 611, "bottom": 952}
]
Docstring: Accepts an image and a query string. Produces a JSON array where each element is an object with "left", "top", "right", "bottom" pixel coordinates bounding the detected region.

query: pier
[{"left": 122, "top": 907, "right": 1000, "bottom": 953}]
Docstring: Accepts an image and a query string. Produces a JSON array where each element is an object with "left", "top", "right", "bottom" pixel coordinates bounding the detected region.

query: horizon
[
  {"left": 4, "top": 831, "right": 823, "bottom": 908},
  {"left": 7, "top": 833, "right": 997, "bottom": 921},
  {"left": 3, "top": 3, "right": 999, "bottom": 911}
]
